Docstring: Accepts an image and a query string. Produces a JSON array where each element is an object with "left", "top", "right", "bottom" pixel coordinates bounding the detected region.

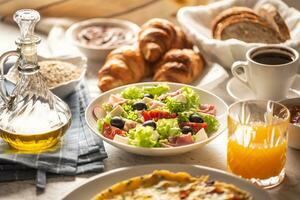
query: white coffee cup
[{"left": 232, "top": 45, "right": 300, "bottom": 101}]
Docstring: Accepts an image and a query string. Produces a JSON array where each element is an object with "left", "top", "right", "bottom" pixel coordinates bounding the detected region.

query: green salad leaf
[
  {"left": 156, "top": 118, "right": 181, "bottom": 139},
  {"left": 128, "top": 126, "right": 159, "bottom": 147},
  {"left": 165, "top": 97, "right": 187, "bottom": 113},
  {"left": 180, "top": 86, "right": 200, "bottom": 109},
  {"left": 200, "top": 114, "right": 220, "bottom": 134},
  {"left": 177, "top": 111, "right": 192, "bottom": 122},
  {"left": 121, "top": 87, "right": 144, "bottom": 99},
  {"left": 142, "top": 84, "right": 170, "bottom": 97},
  {"left": 121, "top": 102, "right": 140, "bottom": 122},
  {"left": 97, "top": 115, "right": 112, "bottom": 131},
  {"left": 102, "top": 103, "right": 113, "bottom": 112}
]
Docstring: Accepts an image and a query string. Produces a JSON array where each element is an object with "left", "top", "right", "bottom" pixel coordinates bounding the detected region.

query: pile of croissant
[{"left": 98, "top": 18, "right": 205, "bottom": 92}]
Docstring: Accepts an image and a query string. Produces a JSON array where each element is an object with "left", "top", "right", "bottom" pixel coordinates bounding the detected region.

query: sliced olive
[
  {"left": 189, "top": 114, "right": 204, "bottom": 123},
  {"left": 133, "top": 102, "right": 147, "bottom": 111},
  {"left": 142, "top": 120, "right": 157, "bottom": 130},
  {"left": 144, "top": 94, "right": 154, "bottom": 99},
  {"left": 110, "top": 116, "right": 125, "bottom": 129},
  {"left": 181, "top": 126, "right": 193, "bottom": 134}
]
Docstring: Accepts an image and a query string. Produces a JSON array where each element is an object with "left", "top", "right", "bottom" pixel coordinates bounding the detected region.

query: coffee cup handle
[{"left": 231, "top": 61, "right": 249, "bottom": 86}]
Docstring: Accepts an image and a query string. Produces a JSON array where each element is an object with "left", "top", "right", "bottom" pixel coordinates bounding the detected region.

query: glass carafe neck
[
  {"left": 16, "top": 39, "right": 40, "bottom": 73},
  {"left": 14, "top": 9, "right": 41, "bottom": 73}
]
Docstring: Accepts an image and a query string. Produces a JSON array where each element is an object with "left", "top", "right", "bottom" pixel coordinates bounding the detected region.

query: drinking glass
[{"left": 227, "top": 100, "right": 290, "bottom": 188}]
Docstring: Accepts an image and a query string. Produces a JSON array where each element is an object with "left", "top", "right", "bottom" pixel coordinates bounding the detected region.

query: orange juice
[{"left": 227, "top": 117, "right": 288, "bottom": 180}]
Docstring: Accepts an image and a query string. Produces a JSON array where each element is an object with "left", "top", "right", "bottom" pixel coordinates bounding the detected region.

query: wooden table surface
[{"left": 0, "top": 1, "right": 300, "bottom": 199}]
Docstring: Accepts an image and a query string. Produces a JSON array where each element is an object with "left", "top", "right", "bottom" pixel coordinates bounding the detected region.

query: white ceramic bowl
[
  {"left": 85, "top": 82, "right": 228, "bottom": 156},
  {"left": 6, "top": 55, "right": 87, "bottom": 99},
  {"left": 279, "top": 97, "right": 300, "bottom": 150},
  {"left": 66, "top": 18, "right": 140, "bottom": 61}
]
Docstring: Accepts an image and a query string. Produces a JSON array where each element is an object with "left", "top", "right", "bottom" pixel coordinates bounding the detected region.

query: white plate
[
  {"left": 5, "top": 55, "right": 87, "bottom": 99},
  {"left": 226, "top": 75, "right": 300, "bottom": 101},
  {"left": 63, "top": 164, "right": 271, "bottom": 200},
  {"left": 85, "top": 82, "right": 228, "bottom": 156}
]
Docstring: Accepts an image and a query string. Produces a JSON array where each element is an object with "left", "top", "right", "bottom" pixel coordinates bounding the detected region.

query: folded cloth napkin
[{"left": 0, "top": 83, "right": 107, "bottom": 189}]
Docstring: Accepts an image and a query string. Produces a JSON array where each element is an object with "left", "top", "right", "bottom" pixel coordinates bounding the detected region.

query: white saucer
[{"left": 226, "top": 75, "right": 300, "bottom": 101}]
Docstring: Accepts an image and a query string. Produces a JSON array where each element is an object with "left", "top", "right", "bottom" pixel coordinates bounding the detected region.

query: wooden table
[{"left": 0, "top": 19, "right": 299, "bottom": 200}]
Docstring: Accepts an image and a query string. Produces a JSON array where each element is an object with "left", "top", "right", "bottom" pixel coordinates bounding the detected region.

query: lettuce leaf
[
  {"left": 165, "top": 97, "right": 187, "bottom": 113},
  {"left": 142, "top": 84, "right": 170, "bottom": 97},
  {"left": 156, "top": 118, "right": 181, "bottom": 139},
  {"left": 180, "top": 86, "right": 200, "bottom": 109},
  {"left": 121, "top": 103, "right": 140, "bottom": 122},
  {"left": 177, "top": 111, "right": 192, "bottom": 122},
  {"left": 128, "top": 126, "right": 159, "bottom": 147},
  {"left": 97, "top": 115, "right": 112, "bottom": 132},
  {"left": 200, "top": 114, "right": 220, "bottom": 134},
  {"left": 121, "top": 87, "right": 144, "bottom": 99}
]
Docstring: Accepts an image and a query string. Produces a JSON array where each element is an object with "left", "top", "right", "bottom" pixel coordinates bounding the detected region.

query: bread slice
[
  {"left": 213, "top": 13, "right": 260, "bottom": 38},
  {"left": 211, "top": 7, "right": 259, "bottom": 35},
  {"left": 215, "top": 18, "right": 283, "bottom": 43},
  {"left": 256, "top": 3, "right": 290, "bottom": 41}
]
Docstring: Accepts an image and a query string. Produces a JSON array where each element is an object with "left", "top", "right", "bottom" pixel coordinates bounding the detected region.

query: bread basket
[{"left": 177, "top": 0, "right": 300, "bottom": 69}]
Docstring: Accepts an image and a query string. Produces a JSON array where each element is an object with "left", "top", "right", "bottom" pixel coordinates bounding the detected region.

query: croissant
[
  {"left": 98, "top": 46, "right": 149, "bottom": 92},
  {"left": 153, "top": 49, "right": 204, "bottom": 84},
  {"left": 139, "top": 18, "right": 188, "bottom": 63}
]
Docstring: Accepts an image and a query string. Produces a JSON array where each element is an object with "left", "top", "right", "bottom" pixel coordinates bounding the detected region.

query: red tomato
[
  {"left": 142, "top": 110, "right": 177, "bottom": 121},
  {"left": 180, "top": 122, "right": 207, "bottom": 133},
  {"left": 102, "top": 123, "right": 126, "bottom": 140}
]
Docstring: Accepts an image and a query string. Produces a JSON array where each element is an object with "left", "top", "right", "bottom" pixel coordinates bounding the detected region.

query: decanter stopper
[{"left": 13, "top": 9, "right": 40, "bottom": 42}]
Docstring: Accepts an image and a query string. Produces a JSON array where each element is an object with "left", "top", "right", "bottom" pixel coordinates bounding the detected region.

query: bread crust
[
  {"left": 211, "top": 7, "right": 259, "bottom": 35},
  {"left": 153, "top": 49, "right": 204, "bottom": 84},
  {"left": 98, "top": 46, "right": 149, "bottom": 92},
  {"left": 256, "top": 3, "right": 290, "bottom": 41},
  {"left": 213, "top": 13, "right": 260, "bottom": 38},
  {"left": 215, "top": 17, "right": 283, "bottom": 43}
]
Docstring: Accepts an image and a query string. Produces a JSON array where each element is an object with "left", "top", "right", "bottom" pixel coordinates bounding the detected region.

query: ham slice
[
  {"left": 158, "top": 89, "right": 182, "bottom": 100},
  {"left": 168, "top": 133, "right": 194, "bottom": 146},
  {"left": 199, "top": 104, "right": 216, "bottom": 116},
  {"left": 123, "top": 119, "right": 138, "bottom": 131},
  {"left": 107, "top": 94, "right": 127, "bottom": 107}
]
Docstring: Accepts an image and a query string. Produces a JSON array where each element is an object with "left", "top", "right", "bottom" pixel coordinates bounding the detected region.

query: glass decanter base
[{"left": 0, "top": 120, "right": 70, "bottom": 152}]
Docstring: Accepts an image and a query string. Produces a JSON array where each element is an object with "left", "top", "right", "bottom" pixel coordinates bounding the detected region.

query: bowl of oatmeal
[{"left": 6, "top": 55, "right": 87, "bottom": 99}]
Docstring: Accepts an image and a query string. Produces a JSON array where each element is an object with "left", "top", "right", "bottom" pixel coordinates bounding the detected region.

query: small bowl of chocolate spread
[{"left": 66, "top": 18, "right": 140, "bottom": 61}]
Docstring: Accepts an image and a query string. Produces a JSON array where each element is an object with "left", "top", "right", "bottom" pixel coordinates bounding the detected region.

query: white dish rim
[{"left": 62, "top": 163, "right": 271, "bottom": 200}]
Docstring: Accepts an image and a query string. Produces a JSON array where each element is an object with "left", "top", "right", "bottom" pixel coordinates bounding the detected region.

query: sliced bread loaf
[
  {"left": 213, "top": 13, "right": 260, "bottom": 38},
  {"left": 211, "top": 7, "right": 259, "bottom": 34},
  {"left": 215, "top": 18, "right": 283, "bottom": 44},
  {"left": 256, "top": 3, "right": 290, "bottom": 41}
]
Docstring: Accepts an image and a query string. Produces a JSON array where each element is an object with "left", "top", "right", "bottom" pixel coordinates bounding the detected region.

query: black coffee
[{"left": 252, "top": 52, "right": 293, "bottom": 65}]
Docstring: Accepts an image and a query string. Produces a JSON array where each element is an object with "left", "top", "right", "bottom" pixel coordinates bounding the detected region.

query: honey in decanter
[{"left": 0, "top": 9, "right": 72, "bottom": 151}]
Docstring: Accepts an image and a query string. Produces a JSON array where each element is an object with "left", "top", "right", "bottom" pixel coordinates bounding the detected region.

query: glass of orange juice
[{"left": 227, "top": 100, "right": 290, "bottom": 188}]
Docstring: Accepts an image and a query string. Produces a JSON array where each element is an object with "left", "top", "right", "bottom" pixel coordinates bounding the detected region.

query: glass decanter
[{"left": 0, "top": 9, "right": 71, "bottom": 151}]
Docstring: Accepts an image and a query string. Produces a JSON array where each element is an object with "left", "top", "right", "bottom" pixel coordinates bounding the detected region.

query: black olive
[
  {"left": 110, "top": 116, "right": 125, "bottom": 129},
  {"left": 143, "top": 120, "right": 157, "bottom": 130},
  {"left": 189, "top": 114, "right": 204, "bottom": 123},
  {"left": 144, "top": 94, "right": 154, "bottom": 99},
  {"left": 181, "top": 126, "right": 193, "bottom": 134},
  {"left": 133, "top": 102, "right": 147, "bottom": 111}
]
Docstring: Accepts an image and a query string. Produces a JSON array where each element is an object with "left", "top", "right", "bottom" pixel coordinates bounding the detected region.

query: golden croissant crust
[
  {"left": 98, "top": 45, "right": 149, "bottom": 92},
  {"left": 153, "top": 49, "right": 204, "bottom": 84},
  {"left": 139, "top": 18, "right": 188, "bottom": 63}
]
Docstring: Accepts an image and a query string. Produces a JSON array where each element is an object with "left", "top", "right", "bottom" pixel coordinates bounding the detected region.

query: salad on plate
[{"left": 93, "top": 84, "right": 219, "bottom": 148}]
